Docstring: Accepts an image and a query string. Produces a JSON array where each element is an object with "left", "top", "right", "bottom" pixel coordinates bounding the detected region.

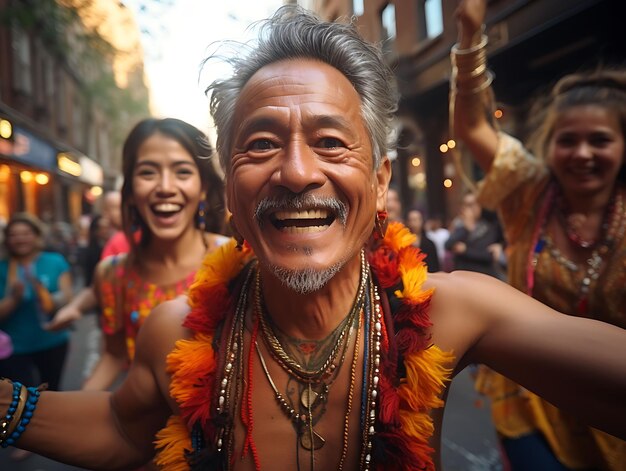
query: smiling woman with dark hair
[{"left": 79, "top": 118, "right": 228, "bottom": 392}]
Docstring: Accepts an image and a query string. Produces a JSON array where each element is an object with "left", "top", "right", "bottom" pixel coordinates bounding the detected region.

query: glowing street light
[{"left": 35, "top": 173, "right": 49, "bottom": 185}]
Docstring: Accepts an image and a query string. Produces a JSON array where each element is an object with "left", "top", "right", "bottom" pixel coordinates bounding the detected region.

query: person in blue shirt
[{"left": 0, "top": 212, "right": 73, "bottom": 391}]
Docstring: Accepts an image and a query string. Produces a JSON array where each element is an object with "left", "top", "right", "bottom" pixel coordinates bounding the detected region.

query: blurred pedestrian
[
  {"left": 386, "top": 187, "right": 403, "bottom": 222},
  {"left": 0, "top": 213, "right": 73, "bottom": 390},
  {"left": 425, "top": 214, "right": 451, "bottom": 270},
  {"left": 0, "top": 213, "right": 74, "bottom": 461},
  {"left": 80, "top": 214, "right": 113, "bottom": 288},
  {"left": 101, "top": 190, "right": 130, "bottom": 259},
  {"left": 406, "top": 208, "right": 440, "bottom": 272},
  {"left": 54, "top": 190, "right": 128, "bottom": 323},
  {"left": 452, "top": 0, "right": 626, "bottom": 469},
  {"left": 445, "top": 191, "right": 505, "bottom": 279}
]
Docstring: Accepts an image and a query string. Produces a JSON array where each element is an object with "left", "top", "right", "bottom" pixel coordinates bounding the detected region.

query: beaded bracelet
[
  {"left": 1, "top": 385, "right": 41, "bottom": 448},
  {"left": 0, "top": 380, "right": 26, "bottom": 446}
]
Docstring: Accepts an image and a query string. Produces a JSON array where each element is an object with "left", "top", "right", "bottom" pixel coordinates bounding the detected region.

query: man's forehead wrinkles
[{"left": 236, "top": 112, "right": 360, "bottom": 142}]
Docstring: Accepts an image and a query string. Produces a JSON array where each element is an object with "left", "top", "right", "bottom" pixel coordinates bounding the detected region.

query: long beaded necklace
[
  {"left": 214, "top": 263, "right": 257, "bottom": 465},
  {"left": 527, "top": 184, "right": 625, "bottom": 315},
  {"left": 359, "top": 279, "right": 382, "bottom": 470},
  {"left": 255, "top": 252, "right": 366, "bottom": 452}
]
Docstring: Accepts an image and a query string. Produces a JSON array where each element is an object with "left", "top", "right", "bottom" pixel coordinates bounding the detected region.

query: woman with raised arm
[
  {"left": 82, "top": 117, "right": 227, "bottom": 391},
  {"left": 452, "top": 1, "right": 626, "bottom": 469}
]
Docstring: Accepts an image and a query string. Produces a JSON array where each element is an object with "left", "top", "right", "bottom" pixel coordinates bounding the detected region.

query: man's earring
[
  {"left": 229, "top": 216, "right": 245, "bottom": 250},
  {"left": 374, "top": 210, "right": 388, "bottom": 240}
]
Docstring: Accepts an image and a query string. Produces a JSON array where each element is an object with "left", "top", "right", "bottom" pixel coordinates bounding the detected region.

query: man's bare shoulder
[{"left": 135, "top": 295, "right": 194, "bottom": 365}]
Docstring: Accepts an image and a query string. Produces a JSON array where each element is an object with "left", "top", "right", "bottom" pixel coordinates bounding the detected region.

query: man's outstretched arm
[
  {"left": 428, "top": 270, "right": 626, "bottom": 440},
  {"left": 0, "top": 298, "right": 189, "bottom": 469}
]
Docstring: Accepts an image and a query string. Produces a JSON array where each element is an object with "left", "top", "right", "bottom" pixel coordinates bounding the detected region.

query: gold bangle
[
  {"left": 454, "top": 70, "right": 495, "bottom": 96},
  {"left": 453, "top": 51, "right": 487, "bottom": 68},
  {"left": 451, "top": 33, "right": 488, "bottom": 55},
  {"left": 455, "top": 63, "right": 488, "bottom": 81}
]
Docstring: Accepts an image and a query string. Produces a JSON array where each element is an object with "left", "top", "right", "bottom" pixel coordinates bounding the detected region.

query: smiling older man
[{"left": 1, "top": 6, "right": 625, "bottom": 471}]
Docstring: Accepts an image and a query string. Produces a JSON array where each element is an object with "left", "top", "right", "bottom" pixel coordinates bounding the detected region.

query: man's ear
[{"left": 375, "top": 157, "right": 392, "bottom": 212}]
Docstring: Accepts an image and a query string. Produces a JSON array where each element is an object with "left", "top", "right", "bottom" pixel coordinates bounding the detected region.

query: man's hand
[
  {"left": 45, "top": 304, "right": 82, "bottom": 331},
  {"left": 455, "top": 0, "right": 486, "bottom": 47}
]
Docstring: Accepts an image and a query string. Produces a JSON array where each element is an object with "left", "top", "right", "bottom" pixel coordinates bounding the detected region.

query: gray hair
[{"left": 206, "top": 5, "right": 398, "bottom": 173}]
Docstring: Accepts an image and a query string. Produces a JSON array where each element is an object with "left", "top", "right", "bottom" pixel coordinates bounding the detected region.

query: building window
[
  {"left": 11, "top": 26, "right": 32, "bottom": 95},
  {"left": 424, "top": 0, "right": 443, "bottom": 38},
  {"left": 382, "top": 3, "right": 396, "bottom": 40},
  {"left": 353, "top": 0, "right": 364, "bottom": 16}
]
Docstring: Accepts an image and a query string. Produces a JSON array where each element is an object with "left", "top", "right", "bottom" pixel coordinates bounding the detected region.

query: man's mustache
[{"left": 254, "top": 193, "right": 348, "bottom": 226}]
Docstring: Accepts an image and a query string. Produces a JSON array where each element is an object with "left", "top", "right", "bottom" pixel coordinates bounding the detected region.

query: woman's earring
[
  {"left": 196, "top": 201, "right": 207, "bottom": 231},
  {"left": 229, "top": 215, "right": 245, "bottom": 250}
]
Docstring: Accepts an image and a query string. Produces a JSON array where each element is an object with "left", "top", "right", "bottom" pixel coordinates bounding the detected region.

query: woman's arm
[
  {"left": 55, "top": 271, "right": 73, "bottom": 307},
  {"left": 451, "top": 0, "right": 499, "bottom": 172},
  {"left": 46, "top": 286, "right": 98, "bottom": 331}
]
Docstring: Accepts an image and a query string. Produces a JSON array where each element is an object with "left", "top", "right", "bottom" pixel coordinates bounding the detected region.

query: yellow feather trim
[
  {"left": 398, "top": 346, "right": 454, "bottom": 439},
  {"left": 154, "top": 415, "right": 192, "bottom": 471},
  {"left": 394, "top": 248, "right": 435, "bottom": 304}
]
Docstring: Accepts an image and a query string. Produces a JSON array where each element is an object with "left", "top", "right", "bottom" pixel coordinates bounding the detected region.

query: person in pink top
[{"left": 100, "top": 191, "right": 131, "bottom": 259}]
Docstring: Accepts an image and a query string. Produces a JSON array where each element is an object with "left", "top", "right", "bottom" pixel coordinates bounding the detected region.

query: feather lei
[{"left": 155, "top": 224, "right": 452, "bottom": 470}]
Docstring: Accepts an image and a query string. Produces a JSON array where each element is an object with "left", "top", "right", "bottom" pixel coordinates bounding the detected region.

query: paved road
[{"left": 0, "top": 313, "right": 503, "bottom": 470}]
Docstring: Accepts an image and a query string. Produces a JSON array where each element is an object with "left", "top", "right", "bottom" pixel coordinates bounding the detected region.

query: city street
[{"left": 0, "top": 308, "right": 503, "bottom": 470}]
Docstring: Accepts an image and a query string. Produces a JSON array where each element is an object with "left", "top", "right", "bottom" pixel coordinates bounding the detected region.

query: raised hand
[{"left": 454, "top": 0, "right": 487, "bottom": 47}]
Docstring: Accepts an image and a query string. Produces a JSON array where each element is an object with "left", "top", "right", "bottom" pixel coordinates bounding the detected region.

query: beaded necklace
[{"left": 527, "top": 184, "right": 625, "bottom": 314}]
